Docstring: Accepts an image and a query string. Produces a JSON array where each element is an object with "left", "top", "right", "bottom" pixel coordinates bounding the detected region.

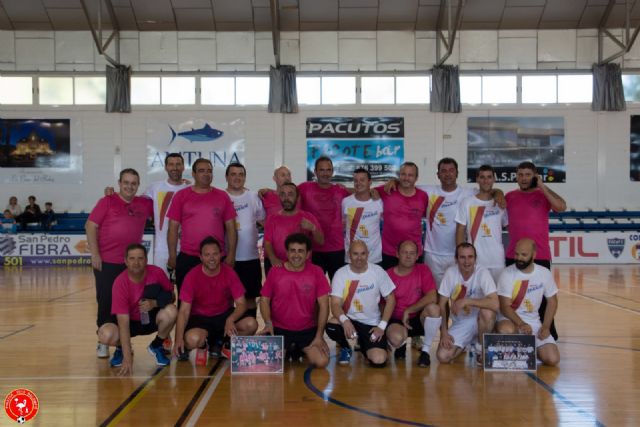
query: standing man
[
  {"left": 342, "top": 167, "right": 384, "bottom": 265},
  {"left": 385, "top": 240, "right": 440, "bottom": 367},
  {"left": 86, "top": 168, "right": 153, "bottom": 358},
  {"left": 376, "top": 162, "right": 428, "bottom": 270},
  {"left": 299, "top": 156, "right": 351, "bottom": 279},
  {"left": 436, "top": 243, "right": 499, "bottom": 365},
  {"left": 225, "top": 162, "right": 265, "bottom": 316},
  {"left": 455, "top": 164, "right": 508, "bottom": 282},
  {"left": 260, "top": 233, "right": 331, "bottom": 367},
  {"left": 496, "top": 238, "right": 560, "bottom": 366},
  {"left": 261, "top": 165, "right": 297, "bottom": 218},
  {"left": 97, "top": 243, "right": 176, "bottom": 376},
  {"left": 143, "top": 153, "right": 190, "bottom": 274},
  {"left": 173, "top": 237, "right": 258, "bottom": 359},
  {"left": 326, "top": 241, "right": 396, "bottom": 367},
  {"left": 167, "top": 158, "right": 237, "bottom": 294},
  {"left": 505, "top": 161, "right": 566, "bottom": 340},
  {"left": 263, "top": 182, "right": 324, "bottom": 270}
]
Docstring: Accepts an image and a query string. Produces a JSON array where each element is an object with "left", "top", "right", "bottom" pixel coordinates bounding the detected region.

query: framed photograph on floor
[
  {"left": 231, "top": 335, "right": 284, "bottom": 374},
  {"left": 483, "top": 333, "right": 537, "bottom": 372}
]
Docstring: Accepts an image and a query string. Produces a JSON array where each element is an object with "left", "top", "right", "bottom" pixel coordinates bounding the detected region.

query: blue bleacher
[{"left": 549, "top": 209, "right": 640, "bottom": 232}]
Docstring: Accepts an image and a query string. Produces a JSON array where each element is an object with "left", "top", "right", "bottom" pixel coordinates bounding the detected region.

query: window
[
  {"left": 361, "top": 77, "right": 395, "bottom": 104},
  {"left": 396, "top": 76, "right": 429, "bottom": 104},
  {"left": 201, "top": 77, "right": 235, "bottom": 105},
  {"left": 75, "top": 77, "right": 106, "bottom": 105},
  {"left": 161, "top": 77, "right": 195, "bottom": 105},
  {"left": 0, "top": 77, "right": 32, "bottom": 104},
  {"left": 558, "top": 75, "right": 592, "bottom": 103},
  {"left": 322, "top": 76, "right": 356, "bottom": 104},
  {"left": 522, "top": 75, "right": 557, "bottom": 104},
  {"left": 482, "top": 76, "right": 517, "bottom": 104},
  {"left": 297, "top": 77, "right": 321, "bottom": 105},
  {"left": 460, "top": 76, "right": 481, "bottom": 104},
  {"left": 236, "top": 77, "right": 269, "bottom": 105},
  {"left": 131, "top": 77, "right": 160, "bottom": 105},
  {"left": 39, "top": 77, "right": 73, "bottom": 105}
]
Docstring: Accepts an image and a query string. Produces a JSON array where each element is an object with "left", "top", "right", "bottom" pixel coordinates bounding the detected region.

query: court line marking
[
  {"left": 559, "top": 289, "right": 640, "bottom": 315},
  {"left": 173, "top": 358, "right": 223, "bottom": 427},
  {"left": 525, "top": 373, "right": 606, "bottom": 427},
  {"left": 602, "top": 292, "right": 640, "bottom": 305},
  {"left": 304, "top": 364, "right": 436, "bottom": 427},
  {"left": 0, "top": 375, "right": 221, "bottom": 380},
  {"left": 182, "top": 360, "right": 228, "bottom": 427},
  {"left": 99, "top": 365, "right": 167, "bottom": 427},
  {"left": 47, "top": 287, "right": 92, "bottom": 302},
  {"left": 559, "top": 341, "right": 640, "bottom": 352},
  {"left": 0, "top": 324, "right": 34, "bottom": 339}
]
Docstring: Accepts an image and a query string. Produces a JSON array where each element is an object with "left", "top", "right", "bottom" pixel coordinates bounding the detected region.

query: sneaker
[
  {"left": 221, "top": 344, "right": 231, "bottom": 360},
  {"left": 394, "top": 344, "right": 407, "bottom": 360},
  {"left": 162, "top": 336, "right": 173, "bottom": 355},
  {"left": 178, "top": 350, "right": 190, "bottom": 361},
  {"left": 110, "top": 347, "right": 123, "bottom": 367},
  {"left": 338, "top": 347, "right": 352, "bottom": 365},
  {"left": 209, "top": 339, "right": 223, "bottom": 357},
  {"left": 97, "top": 343, "right": 109, "bottom": 359},
  {"left": 148, "top": 344, "right": 171, "bottom": 366},
  {"left": 418, "top": 351, "right": 431, "bottom": 368}
]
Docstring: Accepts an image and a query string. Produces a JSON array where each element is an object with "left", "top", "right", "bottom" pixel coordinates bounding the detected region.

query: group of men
[{"left": 86, "top": 152, "right": 565, "bottom": 374}]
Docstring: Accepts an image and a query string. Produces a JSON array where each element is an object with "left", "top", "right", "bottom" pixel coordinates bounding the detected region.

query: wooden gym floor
[{"left": 0, "top": 264, "right": 639, "bottom": 426}]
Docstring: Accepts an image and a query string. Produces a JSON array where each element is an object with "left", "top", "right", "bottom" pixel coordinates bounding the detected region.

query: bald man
[
  {"left": 261, "top": 166, "right": 299, "bottom": 219},
  {"left": 496, "top": 238, "right": 560, "bottom": 366}
]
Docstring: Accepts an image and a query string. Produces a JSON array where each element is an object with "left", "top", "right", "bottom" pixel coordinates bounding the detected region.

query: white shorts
[
  {"left": 448, "top": 316, "right": 478, "bottom": 350},
  {"left": 496, "top": 315, "right": 556, "bottom": 348},
  {"left": 424, "top": 252, "right": 455, "bottom": 287}
]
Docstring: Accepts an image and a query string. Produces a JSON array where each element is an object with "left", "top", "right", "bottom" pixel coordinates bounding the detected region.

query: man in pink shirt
[
  {"left": 167, "top": 158, "right": 237, "bottom": 295},
  {"left": 263, "top": 182, "right": 324, "bottom": 275},
  {"left": 505, "top": 161, "right": 566, "bottom": 340},
  {"left": 385, "top": 240, "right": 440, "bottom": 367},
  {"left": 299, "top": 156, "right": 351, "bottom": 279},
  {"left": 86, "top": 168, "right": 154, "bottom": 359},
  {"left": 376, "top": 162, "right": 428, "bottom": 270},
  {"left": 260, "top": 233, "right": 330, "bottom": 367},
  {"left": 97, "top": 244, "right": 177, "bottom": 376},
  {"left": 173, "top": 237, "right": 258, "bottom": 359}
]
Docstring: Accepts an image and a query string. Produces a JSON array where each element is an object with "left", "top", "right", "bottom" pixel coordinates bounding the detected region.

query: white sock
[{"left": 422, "top": 316, "right": 442, "bottom": 352}]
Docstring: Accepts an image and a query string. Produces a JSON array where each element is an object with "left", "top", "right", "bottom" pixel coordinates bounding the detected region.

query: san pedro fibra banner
[
  {"left": 147, "top": 119, "right": 245, "bottom": 184},
  {"left": 306, "top": 117, "right": 404, "bottom": 182}
]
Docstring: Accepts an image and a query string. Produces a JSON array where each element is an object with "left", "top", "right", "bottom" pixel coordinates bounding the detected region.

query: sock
[
  {"left": 150, "top": 335, "right": 164, "bottom": 348},
  {"left": 423, "top": 316, "right": 442, "bottom": 352}
]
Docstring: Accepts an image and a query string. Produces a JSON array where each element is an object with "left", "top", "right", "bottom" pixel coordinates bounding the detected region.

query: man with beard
[
  {"left": 263, "top": 182, "right": 323, "bottom": 272},
  {"left": 505, "top": 161, "right": 566, "bottom": 340},
  {"left": 260, "top": 165, "right": 299, "bottom": 219},
  {"left": 436, "top": 243, "right": 498, "bottom": 365},
  {"left": 496, "top": 238, "right": 560, "bottom": 366}
]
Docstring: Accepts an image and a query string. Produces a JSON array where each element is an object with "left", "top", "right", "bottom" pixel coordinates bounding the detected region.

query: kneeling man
[
  {"left": 98, "top": 243, "right": 177, "bottom": 375},
  {"left": 437, "top": 243, "right": 498, "bottom": 364},
  {"left": 496, "top": 238, "right": 560, "bottom": 366}
]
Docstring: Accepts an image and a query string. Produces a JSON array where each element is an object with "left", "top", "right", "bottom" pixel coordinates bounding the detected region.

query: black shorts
[
  {"left": 273, "top": 326, "right": 317, "bottom": 352},
  {"left": 389, "top": 316, "right": 424, "bottom": 337},
  {"left": 351, "top": 319, "right": 388, "bottom": 353},
  {"left": 176, "top": 252, "right": 201, "bottom": 290},
  {"left": 128, "top": 308, "right": 160, "bottom": 337},
  {"left": 186, "top": 309, "right": 254, "bottom": 342},
  {"left": 234, "top": 259, "right": 262, "bottom": 299}
]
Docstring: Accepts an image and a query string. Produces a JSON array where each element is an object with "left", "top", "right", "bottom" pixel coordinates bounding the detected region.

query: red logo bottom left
[{"left": 4, "top": 389, "right": 39, "bottom": 424}]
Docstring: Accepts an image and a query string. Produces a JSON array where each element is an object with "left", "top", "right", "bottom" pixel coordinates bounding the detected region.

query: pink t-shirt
[
  {"left": 263, "top": 210, "right": 322, "bottom": 262},
  {"left": 179, "top": 263, "right": 246, "bottom": 317},
  {"left": 505, "top": 190, "right": 552, "bottom": 260},
  {"left": 261, "top": 263, "right": 330, "bottom": 331},
  {"left": 298, "top": 182, "right": 350, "bottom": 252},
  {"left": 88, "top": 194, "right": 153, "bottom": 264},
  {"left": 376, "top": 186, "right": 428, "bottom": 257},
  {"left": 386, "top": 264, "right": 437, "bottom": 320},
  {"left": 111, "top": 265, "right": 173, "bottom": 321},
  {"left": 166, "top": 187, "right": 237, "bottom": 256}
]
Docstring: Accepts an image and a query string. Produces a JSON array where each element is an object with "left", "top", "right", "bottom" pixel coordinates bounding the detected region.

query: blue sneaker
[
  {"left": 110, "top": 347, "right": 123, "bottom": 367},
  {"left": 338, "top": 347, "right": 352, "bottom": 365},
  {"left": 148, "top": 344, "right": 170, "bottom": 366}
]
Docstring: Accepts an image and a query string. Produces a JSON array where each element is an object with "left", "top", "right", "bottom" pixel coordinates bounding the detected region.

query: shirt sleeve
[
  {"left": 496, "top": 270, "right": 513, "bottom": 298},
  {"left": 111, "top": 275, "right": 130, "bottom": 315},
  {"left": 144, "top": 197, "right": 154, "bottom": 219},
  {"left": 253, "top": 193, "right": 266, "bottom": 222},
  {"left": 454, "top": 198, "right": 467, "bottom": 226},
  {"left": 228, "top": 268, "right": 247, "bottom": 300},
  {"left": 330, "top": 270, "right": 346, "bottom": 298},
  {"left": 222, "top": 193, "right": 237, "bottom": 222},
  {"left": 166, "top": 189, "right": 184, "bottom": 222},
  {"left": 479, "top": 268, "right": 497, "bottom": 294},
  {"left": 438, "top": 269, "right": 453, "bottom": 298},
  {"left": 378, "top": 268, "right": 396, "bottom": 298},
  {"left": 153, "top": 267, "right": 173, "bottom": 292},
  {"left": 420, "top": 265, "right": 437, "bottom": 294},
  {"left": 263, "top": 217, "right": 274, "bottom": 243},
  {"left": 315, "top": 267, "right": 331, "bottom": 297},
  {"left": 179, "top": 270, "right": 196, "bottom": 304},
  {"left": 543, "top": 269, "right": 559, "bottom": 298},
  {"left": 88, "top": 196, "right": 110, "bottom": 225},
  {"left": 261, "top": 270, "right": 275, "bottom": 298}
]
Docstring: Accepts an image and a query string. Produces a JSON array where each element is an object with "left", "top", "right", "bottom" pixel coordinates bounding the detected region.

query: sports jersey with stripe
[{"left": 341, "top": 195, "right": 383, "bottom": 263}]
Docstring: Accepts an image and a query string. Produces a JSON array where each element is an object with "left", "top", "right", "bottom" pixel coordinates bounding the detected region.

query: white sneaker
[{"left": 96, "top": 343, "right": 109, "bottom": 358}]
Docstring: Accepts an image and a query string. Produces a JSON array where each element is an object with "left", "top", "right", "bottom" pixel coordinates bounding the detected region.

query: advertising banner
[
  {"left": 147, "top": 118, "right": 245, "bottom": 184},
  {"left": 0, "top": 233, "right": 153, "bottom": 267},
  {"left": 467, "top": 117, "right": 565, "bottom": 183},
  {"left": 0, "top": 118, "right": 83, "bottom": 184},
  {"left": 306, "top": 117, "right": 404, "bottom": 182},
  {"left": 550, "top": 231, "right": 640, "bottom": 264}
]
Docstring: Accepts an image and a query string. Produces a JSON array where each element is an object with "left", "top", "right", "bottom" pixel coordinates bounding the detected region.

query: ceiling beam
[
  {"left": 270, "top": 0, "right": 281, "bottom": 67},
  {"left": 598, "top": 0, "right": 640, "bottom": 65},
  {"left": 80, "top": 0, "right": 121, "bottom": 67},
  {"left": 435, "top": 0, "right": 465, "bottom": 67}
]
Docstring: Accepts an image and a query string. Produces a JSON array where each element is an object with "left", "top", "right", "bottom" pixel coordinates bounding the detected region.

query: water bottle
[{"left": 140, "top": 300, "right": 150, "bottom": 325}]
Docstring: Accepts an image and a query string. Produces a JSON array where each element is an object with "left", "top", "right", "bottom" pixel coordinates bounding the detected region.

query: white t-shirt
[
  {"left": 144, "top": 179, "right": 190, "bottom": 255},
  {"left": 226, "top": 190, "right": 265, "bottom": 261},
  {"left": 455, "top": 195, "right": 508, "bottom": 269},
  {"left": 439, "top": 264, "right": 497, "bottom": 323},
  {"left": 331, "top": 262, "right": 396, "bottom": 326},
  {"left": 497, "top": 264, "right": 558, "bottom": 325},
  {"left": 419, "top": 185, "right": 475, "bottom": 257},
  {"left": 342, "top": 195, "right": 383, "bottom": 263}
]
